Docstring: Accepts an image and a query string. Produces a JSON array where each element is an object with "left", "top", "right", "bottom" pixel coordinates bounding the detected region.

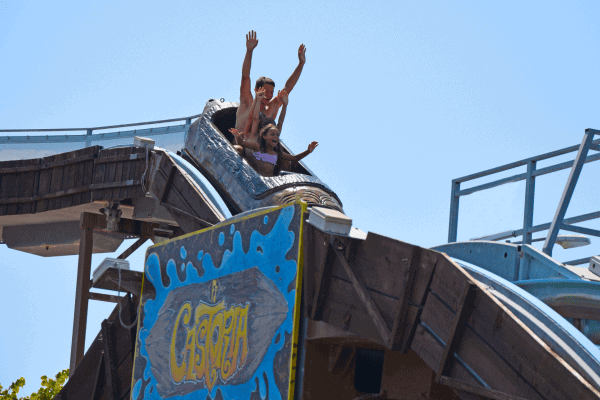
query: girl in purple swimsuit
[{"left": 229, "top": 124, "right": 318, "bottom": 177}]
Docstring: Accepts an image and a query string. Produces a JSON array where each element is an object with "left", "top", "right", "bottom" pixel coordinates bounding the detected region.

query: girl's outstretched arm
[
  {"left": 229, "top": 128, "right": 260, "bottom": 151},
  {"left": 249, "top": 88, "right": 266, "bottom": 140},
  {"left": 276, "top": 89, "right": 288, "bottom": 135},
  {"left": 280, "top": 141, "right": 318, "bottom": 162}
]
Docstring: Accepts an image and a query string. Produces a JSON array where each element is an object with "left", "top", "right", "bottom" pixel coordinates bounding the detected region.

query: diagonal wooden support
[
  {"left": 310, "top": 239, "right": 337, "bottom": 320},
  {"left": 388, "top": 247, "right": 421, "bottom": 350},
  {"left": 90, "top": 352, "right": 106, "bottom": 400},
  {"left": 439, "top": 376, "right": 528, "bottom": 400},
  {"left": 331, "top": 238, "right": 391, "bottom": 345},
  {"left": 117, "top": 237, "right": 147, "bottom": 260},
  {"left": 159, "top": 161, "right": 177, "bottom": 203},
  {"left": 101, "top": 320, "right": 120, "bottom": 400},
  {"left": 436, "top": 282, "right": 477, "bottom": 382},
  {"left": 69, "top": 219, "right": 93, "bottom": 374}
]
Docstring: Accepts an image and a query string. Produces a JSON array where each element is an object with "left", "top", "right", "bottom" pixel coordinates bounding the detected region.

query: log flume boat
[
  {"left": 1, "top": 105, "right": 599, "bottom": 399},
  {"left": 182, "top": 99, "right": 344, "bottom": 214}
]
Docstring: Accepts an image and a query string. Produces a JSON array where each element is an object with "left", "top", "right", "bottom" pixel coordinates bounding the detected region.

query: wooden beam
[
  {"left": 117, "top": 237, "right": 148, "bottom": 260},
  {"left": 439, "top": 376, "right": 529, "bottom": 400},
  {"left": 388, "top": 247, "right": 421, "bottom": 350},
  {"left": 88, "top": 292, "right": 125, "bottom": 303},
  {"left": 436, "top": 283, "right": 477, "bottom": 381},
  {"left": 101, "top": 320, "right": 120, "bottom": 400},
  {"left": 160, "top": 162, "right": 177, "bottom": 203},
  {"left": 310, "top": 237, "right": 337, "bottom": 320},
  {"left": 90, "top": 351, "right": 105, "bottom": 400},
  {"left": 80, "top": 212, "right": 160, "bottom": 239},
  {"left": 94, "top": 152, "right": 145, "bottom": 164},
  {"left": 70, "top": 221, "right": 93, "bottom": 374},
  {"left": 160, "top": 203, "right": 213, "bottom": 234},
  {"left": 331, "top": 239, "right": 392, "bottom": 344}
]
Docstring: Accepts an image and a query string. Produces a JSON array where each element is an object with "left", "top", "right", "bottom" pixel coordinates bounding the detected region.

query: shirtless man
[{"left": 235, "top": 30, "right": 306, "bottom": 132}]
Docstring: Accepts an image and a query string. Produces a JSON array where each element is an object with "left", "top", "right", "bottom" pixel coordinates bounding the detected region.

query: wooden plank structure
[
  {"left": 301, "top": 222, "right": 600, "bottom": 399},
  {"left": 0, "top": 145, "right": 227, "bottom": 393},
  {"left": 0, "top": 146, "right": 224, "bottom": 235},
  {"left": 3, "top": 143, "right": 600, "bottom": 398},
  {"left": 56, "top": 295, "right": 139, "bottom": 400}
]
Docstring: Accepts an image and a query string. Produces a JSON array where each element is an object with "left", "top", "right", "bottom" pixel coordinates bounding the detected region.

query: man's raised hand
[
  {"left": 246, "top": 31, "right": 258, "bottom": 51},
  {"left": 308, "top": 141, "right": 318, "bottom": 153},
  {"left": 298, "top": 44, "right": 306, "bottom": 64}
]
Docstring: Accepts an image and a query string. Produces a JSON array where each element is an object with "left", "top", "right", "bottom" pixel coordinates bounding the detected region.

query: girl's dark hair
[{"left": 259, "top": 124, "right": 283, "bottom": 176}]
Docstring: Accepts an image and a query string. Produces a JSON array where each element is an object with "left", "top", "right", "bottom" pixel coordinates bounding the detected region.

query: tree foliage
[{"left": 0, "top": 370, "right": 68, "bottom": 400}]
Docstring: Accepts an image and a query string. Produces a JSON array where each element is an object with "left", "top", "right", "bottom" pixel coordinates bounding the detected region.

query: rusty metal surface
[{"left": 183, "top": 100, "right": 343, "bottom": 213}]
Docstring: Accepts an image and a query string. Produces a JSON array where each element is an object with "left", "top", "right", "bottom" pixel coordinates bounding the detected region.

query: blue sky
[{"left": 2, "top": 0, "right": 600, "bottom": 396}]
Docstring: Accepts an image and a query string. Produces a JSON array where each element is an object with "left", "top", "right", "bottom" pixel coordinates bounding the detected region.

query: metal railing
[
  {"left": 448, "top": 129, "right": 600, "bottom": 265},
  {"left": 0, "top": 113, "right": 201, "bottom": 146}
]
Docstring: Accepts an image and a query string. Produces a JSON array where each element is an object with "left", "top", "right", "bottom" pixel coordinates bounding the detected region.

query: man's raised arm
[
  {"left": 240, "top": 31, "right": 259, "bottom": 106},
  {"left": 282, "top": 44, "right": 306, "bottom": 93}
]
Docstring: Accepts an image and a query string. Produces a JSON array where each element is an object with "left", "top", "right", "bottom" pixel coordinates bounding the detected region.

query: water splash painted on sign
[{"left": 136, "top": 205, "right": 298, "bottom": 400}]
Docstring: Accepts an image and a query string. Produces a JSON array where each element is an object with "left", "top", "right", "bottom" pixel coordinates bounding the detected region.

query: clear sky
[{"left": 2, "top": 0, "right": 600, "bottom": 396}]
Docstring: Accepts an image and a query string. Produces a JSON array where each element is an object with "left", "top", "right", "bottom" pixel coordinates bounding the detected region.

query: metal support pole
[
  {"left": 69, "top": 220, "right": 93, "bottom": 373},
  {"left": 543, "top": 130, "right": 596, "bottom": 256},
  {"left": 85, "top": 129, "right": 93, "bottom": 148},
  {"left": 448, "top": 180, "right": 460, "bottom": 243},
  {"left": 522, "top": 160, "right": 536, "bottom": 245}
]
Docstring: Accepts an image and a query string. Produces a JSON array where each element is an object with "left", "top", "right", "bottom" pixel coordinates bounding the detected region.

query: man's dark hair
[{"left": 255, "top": 77, "right": 275, "bottom": 90}]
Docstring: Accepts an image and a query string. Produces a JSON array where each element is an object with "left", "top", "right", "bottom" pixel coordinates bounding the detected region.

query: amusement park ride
[{"left": 1, "top": 99, "right": 600, "bottom": 399}]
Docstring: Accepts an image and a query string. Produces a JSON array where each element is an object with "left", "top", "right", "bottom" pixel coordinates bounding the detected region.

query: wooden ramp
[
  {"left": 0, "top": 145, "right": 226, "bottom": 256},
  {"left": 302, "top": 222, "right": 600, "bottom": 399},
  {"left": 56, "top": 295, "right": 138, "bottom": 400}
]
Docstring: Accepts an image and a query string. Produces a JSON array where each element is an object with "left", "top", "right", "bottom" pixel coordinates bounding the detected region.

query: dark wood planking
[
  {"left": 58, "top": 296, "right": 137, "bottom": 400},
  {"left": 439, "top": 376, "right": 530, "bottom": 400},
  {"left": 114, "top": 147, "right": 127, "bottom": 200},
  {"left": 16, "top": 158, "right": 40, "bottom": 214},
  {"left": 152, "top": 153, "right": 223, "bottom": 225},
  {"left": 48, "top": 151, "right": 67, "bottom": 211},
  {"left": 451, "top": 326, "right": 544, "bottom": 399},
  {"left": 62, "top": 151, "right": 77, "bottom": 209},
  {"left": 36, "top": 153, "right": 55, "bottom": 212},
  {"left": 96, "top": 351, "right": 134, "bottom": 400},
  {"left": 332, "top": 240, "right": 392, "bottom": 344},
  {"left": 302, "top": 223, "right": 328, "bottom": 317},
  {"left": 307, "top": 228, "right": 340, "bottom": 320},
  {"left": 398, "top": 248, "right": 440, "bottom": 352},
  {"left": 429, "top": 256, "right": 470, "bottom": 313},
  {"left": 59, "top": 331, "right": 105, "bottom": 400},
  {"left": 348, "top": 233, "right": 420, "bottom": 300},
  {"left": 3, "top": 159, "right": 19, "bottom": 215},
  {"left": 101, "top": 148, "right": 118, "bottom": 201},
  {"left": 429, "top": 257, "right": 600, "bottom": 399},
  {"left": 436, "top": 283, "right": 477, "bottom": 381},
  {"left": 127, "top": 147, "right": 145, "bottom": 200},
  {"left": 467, "top": 284, "right": 599, "bottom": 399},
  {"left": 117, "top": 147, "right": 133, "bottom": 200},
  {"left": 388, "top": 244, "right": 422, "bottom": 350},
  {"left": 321, "top": 277, "right": 399, "bottom": 346},
  {"left": 102, "top": 320, "right": 120, "bottom": 400},
  {"left": 92, "top": 149, "right": 108, "bottom": 202},
  {"left": 419, "top": 290, "right": 545, "bottom": 399}
]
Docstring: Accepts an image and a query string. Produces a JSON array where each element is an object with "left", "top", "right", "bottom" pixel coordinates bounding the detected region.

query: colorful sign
[{"left": 131, "top": 202, "right": 305, "bottom": 400}]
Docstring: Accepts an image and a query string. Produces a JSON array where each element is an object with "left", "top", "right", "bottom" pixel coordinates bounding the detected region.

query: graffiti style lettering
[{"left": 170, "top": 300, "right": 249, "bottom": 391}]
